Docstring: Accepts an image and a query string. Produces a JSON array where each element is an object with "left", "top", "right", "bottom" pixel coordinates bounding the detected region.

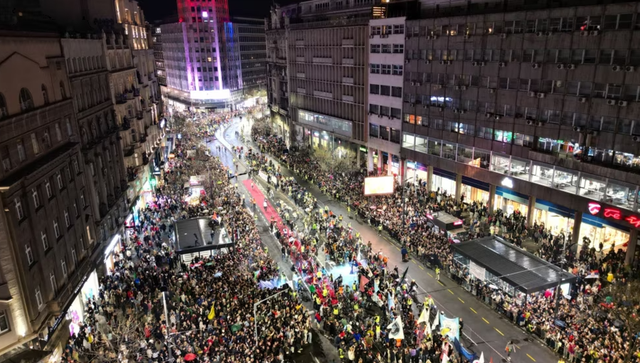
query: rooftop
[{"left": 452, "top": 236, "right": 576, "bottom": 294}]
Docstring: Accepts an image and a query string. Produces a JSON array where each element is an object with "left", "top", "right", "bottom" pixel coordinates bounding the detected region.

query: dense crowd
[
  {"left": 250, "top": 130, "right": 640, "bottom": 363},
  {"left": 59, "top": 112, "right": 312, "bottom": 363}
]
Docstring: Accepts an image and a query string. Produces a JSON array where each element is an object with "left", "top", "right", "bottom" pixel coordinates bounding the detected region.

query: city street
[{"left": 220, "top": 119, "right": 559, "bottom": 363}]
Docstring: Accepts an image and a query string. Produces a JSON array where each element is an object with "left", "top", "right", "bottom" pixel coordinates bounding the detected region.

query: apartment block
[{"left": 401, "top": 1, "right": 640, "bottom": 262}]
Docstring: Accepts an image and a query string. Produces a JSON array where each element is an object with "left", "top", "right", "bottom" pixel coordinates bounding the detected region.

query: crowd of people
[
  {"left": 59, "top": 112, "right": 313, "bottom": 363},
  {"left": 250, "top": 129, "right": 640, "bottom": 363}
]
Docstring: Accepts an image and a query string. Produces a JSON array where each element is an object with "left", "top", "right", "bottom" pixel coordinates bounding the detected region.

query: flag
[
  {"left": 373, "top": 278, "right": 379, "bottom": 293},
  {"left": 387, "top": 292, "right": 394, "bottom": 312},
  {"left": 431, "top": 311, "right": 439, "bottom": 332},
  {"left": 417, "top": 307, "right": 430, "bottom": 325},
  {"left": 387, "top": 316, "right": 404, "bottom": 340},
  {"left": 400, "top": 266, "right": 409, "bottom": 283},
  {"left": 207, "top": 304, "right": 215, "bottom": 320},
  {"left": 441, "top": 352, "right": 449, "bottom": 363},
  {"left": 473, "top": 352, "right": 485, "bottom": 363},
  {"left": 359, "top": 275, "right": 370, "bottom": 292},
  {"left": 231, "top": 323, "right": 242, "bottom": 333}
]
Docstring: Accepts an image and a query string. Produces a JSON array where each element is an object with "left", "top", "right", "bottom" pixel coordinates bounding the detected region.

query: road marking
[
  {"left": 458, "top": 297, "right": 465, "bottom": 304},
  {"left": 448, "top": 289, "right": 454, "bottom": 295},
  {"left": 395, "top": 246, "right": 400, "bottom": 251},
  {"left": 427, "top": 272, "right": 433, "bottom": 278},
  {"left": 526, "top": 354, "right": 536, "bottom": 362},
  {"left": 470, "top": 307, "right": 477, "bottom": 314},
  {"left": 438, "top": 281, "right": 444, "bottom": 286},
  {"left": 418, "top": 265, "right": 425, "bottom": 270},
  {"left": 494, "top": 327, "right": 504, "bottom": 336},
  {"left": 482, "top": 318, "right": 490, "bottom": 324}
]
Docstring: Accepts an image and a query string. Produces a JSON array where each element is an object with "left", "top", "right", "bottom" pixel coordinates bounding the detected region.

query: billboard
[{"left": 364, "top": 176, "right": 395, "bottom": 196}]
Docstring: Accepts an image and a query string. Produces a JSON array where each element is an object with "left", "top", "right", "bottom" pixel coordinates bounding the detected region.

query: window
[
  {"left": 72, "top": 158, "right": 79, "bottom": 174},
  {"left": 35, "top": 287, "right": 43, "bottom": 310},
  {"left": 393, "top": 24, "right": 404, "bottom": 34},
  {"left": 17, "top": 140, "right": 25, "bottom": 162},
  {"left": 45, "top": 181, "right": 52, "bottom": 199},
  {"left": 61, "top": 259, "right": 67, "bottom": 278},
  {"left": 369, "top": 104, "right": 379, "bottom": 114},
  {"left": 73, "top": 203, "right": 78, "bottom": 217},
  {"left": 392, "top": 86, "right": 402, "bottom": 98},
  {"left": 41, "top": 85, "right": 49, "bottom": 104},
  {"left": 56, "top": 173, "right": 64, "bottom": 190},
  {"left": 43, "top": 130, "right": 51, "bottom": 148},
  {"left": 50, "top": 271, "right": 57, "bottom": 294},
  {"left": 370, "top": 64, "right": 380, "bottom": 74},
  {"left": 391, "top": 108, "right": 402, "bottom": 119},
  {"left": 0, "top": 93, "right": 7, "bottom": 118},
  {"left": 80, "top": 192, "right": 86, "bottom": 208},
  {"left": 1, "top": 147, "right": 9, "bottom": 172},
  {"left": 64, "top": 210, "right": 70, "bottom": 227},
  {"left": 381, "top": 64, "right": 391, "bottom": 75},
  {"left": 381, "top": 44, "right": 391, "bottom": 54},
  {"left": 393, "top": 44, "right": 404, "bottom": 54},
  {"left": 31, "top": 133, "right": 39, "bottom": 155},
  {"left": 390, "top": 128, "right": 401, "bottom": 143},
  {"left": 370, "top": 84, "right": 380, "bottom": 94},
  {"left": 53, "top": 220, "right": 60, "bottom": 238},
  {"left": 370, "top": 44, "right": 381, "bottom": 53},
  {"left": 25, "top": 244, "right": 34, "bottom": 265},
  {"left": 55, "top": 124, "right": 62, "bottom": 142},
  {"left": 32, "top": 188, "right": 40, "bottom": 209},
  {"left": 71, "top": 248, "right": 77, "bottom": 266},
  {"left": 14, "top": 198, "right": 23, "bottom": 220},
  {"left": 0, "top": 310, "right": 8, "bottom": 334},
  {"left": 380, "top": 85, "right": 391, "bottom": 96},
  {"left": 65, "top": 167, "right": 71, "bottom": 182},
  {"left": 60, "top": 81, "right": 66, "bottom": 99},
  {"left": 392, "top": 65, "right": 403, "bottom": 75},
  {"left": 66, "top": 117, "right": 72, "bottom": 136},
  {"left": 19, "top": 88, "right": 34, "bottom": 111},
  {"left": 41, "top": 231, "right": 49, "bottom": 250},
  {"left": 369, "top": 124, "right": 379, "bottom": 138}
]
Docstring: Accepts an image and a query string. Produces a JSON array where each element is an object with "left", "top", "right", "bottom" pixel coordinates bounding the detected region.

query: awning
[{"left": 452, "top": 236, "right": 576, "bottom": 294}]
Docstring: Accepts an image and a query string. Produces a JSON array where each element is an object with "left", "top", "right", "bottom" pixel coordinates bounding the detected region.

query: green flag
[{"left": 231, "top": 323, "right": 242, "bottom": 333}]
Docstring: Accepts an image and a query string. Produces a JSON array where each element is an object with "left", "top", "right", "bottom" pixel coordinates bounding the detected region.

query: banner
[
  {"left": 387, "top": 316, "right": 404, "bottom": 340},
  {"left": 417, "top": 307, "right": 430, "bottom": 325},
  {"left": 207, "top": 304, "right": 215, "bottom": 320},
  {"left": 454, "top": 338, "right": 477, "bottom": 361},
  {"left": 359, "top": 275, "right": 370, "bottom": 292},
  {"left": 439, "top": 313, "right": 460, "bottom": 341}
]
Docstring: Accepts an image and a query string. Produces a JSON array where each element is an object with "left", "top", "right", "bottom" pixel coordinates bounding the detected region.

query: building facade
[
  {"left": 0, "top": 32, "right": 97, "bottom": 360},
  {"left": 232, "top": 17, "right": 267, "bottom": 96},
  {"left": 401, "top": 1, "right": 640, "bottom": 262},
  {"left": 152, "top": 23, "right": 167, "bottom": 87},
  {"left": 60, "top": 36, "right": 128, "bottom": 253},
  {"left": 266, "top": 6, "right": 291, "bottom": 145},
  {"left": 367, "top": 17, "right": 406, "bottom": 175}
]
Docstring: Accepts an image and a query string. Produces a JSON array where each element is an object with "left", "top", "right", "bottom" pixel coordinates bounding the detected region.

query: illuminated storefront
[
  {"left": 579, "top": 214, "right": 629, "bottom": 253},
  {"left": 67, "top": 271, "right": 100, "bottom": 336},
  {"left": 104, "top": 234, "right": 123, "bottom": 274},
  {"left": 532, "top": 199, "right": 575, "bottom": 236},
  {"left": 460, "top": 176, "right": 490, "bottom": 204},
  {"left": 406, "top": 161, "right": 428, "bottom": 184},
  {"left": 494, "top": 186, "right": 529, "bottom": 216},
  {"left": 431, "top": 168, "right": 456, "bottom": 196}
]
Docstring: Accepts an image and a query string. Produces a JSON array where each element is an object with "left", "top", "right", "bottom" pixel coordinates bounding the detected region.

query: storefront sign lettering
[{"left": 588, "top": 202, "right": 640, "bottom": 229}]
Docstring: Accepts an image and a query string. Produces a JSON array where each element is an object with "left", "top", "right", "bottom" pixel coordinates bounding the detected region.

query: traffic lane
[{"left": 223, "top": 121, "right": 552, "bottom": 362}]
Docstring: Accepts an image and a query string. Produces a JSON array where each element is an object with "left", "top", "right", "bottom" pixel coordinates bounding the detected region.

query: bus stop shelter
[{"left": 451, "top": 236, "right": 576, "bottom": 295}]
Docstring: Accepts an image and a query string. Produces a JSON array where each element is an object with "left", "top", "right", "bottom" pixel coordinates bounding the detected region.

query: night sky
[{"left": 138, "top": 0, "right": 278, "bottom": 22}]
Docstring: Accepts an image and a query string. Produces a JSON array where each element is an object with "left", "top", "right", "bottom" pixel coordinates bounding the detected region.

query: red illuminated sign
[
  {"left": 453, "top": 220, "right": 464, "bottom": 226},
  {"left": 588, "top": 202, "right": 640, "bottom": 229}
]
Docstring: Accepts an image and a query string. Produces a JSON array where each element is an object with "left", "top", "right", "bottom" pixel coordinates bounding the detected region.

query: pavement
[{"left": 217, "top": 120, "right": 562, "bottom": 363}]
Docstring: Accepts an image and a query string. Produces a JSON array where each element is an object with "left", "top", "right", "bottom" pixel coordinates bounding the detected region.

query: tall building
[
  {"left": 367, "top": 16, "right": 406, "bottom": 175},
  {"left": 161, "top": 0, "right": 267, "bottom": 112},
  {"left": 232, "top": 17, "right": 267, "bottom": 96},
  {"left": 401, "top": 1, "right": 640, "bottom": 262},
  {"left": 41, "top": 0, "right": 165, "bottom": 234},
  {"left": 60, "top": 35, "right": 128, "bottom": 256},
  {"left": 152, "top": 22, "right": 167, "bottom": 87},
  {"left": 266, "top": 0, "right": 379, "bottom": 165},
  {"left": 0, "top": 31, "right": 97, "bottom": 361}
]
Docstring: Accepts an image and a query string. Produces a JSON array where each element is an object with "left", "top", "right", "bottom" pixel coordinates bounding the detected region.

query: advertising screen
[{"left": 364, "top": 176, "right": 395, "bottom": 196}]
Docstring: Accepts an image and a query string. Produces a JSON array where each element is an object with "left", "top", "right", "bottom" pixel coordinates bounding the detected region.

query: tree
[
  {"left": 81, "top": 310, "right": 152, "bottom": 363},
  {"left": 312, "top": 146, "right": 357, "bottom": 174},
  {"left": 599, "top": 279, "right": 640, "bottom": 362}
]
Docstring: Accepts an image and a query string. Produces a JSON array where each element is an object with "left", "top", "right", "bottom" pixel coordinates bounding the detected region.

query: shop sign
[
  {"left": 587, "top": 202, "right": 640, "bottom": 228},
  {"left": 501, "top": 177, "right": 514, "bottom": 189},
  {"left": 359, "top": 146, "right": 368, "bottom": 153}
]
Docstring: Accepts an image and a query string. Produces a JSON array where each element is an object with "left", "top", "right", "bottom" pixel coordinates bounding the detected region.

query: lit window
[
  {"left": 61, "top": 259, "right": 67, "bottom": 278},
  {"left": 14, "top": 198, "right": 23, "bottom": 220},
  {"left": 41, "top": 231, "right": 49, "bottom": 250},
  {"left": 64, "top": 210, "right": 70, "bottom": 227},
  {"left": 35, "top": 287, "right": 44, "bottom": 310},
  {"left": 25, "top": 244, "right": 34, "bottom": 265},
  {"left": 53, "top": 220, "right": 60, "bottom": 238},
  {"left": 32, "top": 188, "right": 40, "bottom": 208}
]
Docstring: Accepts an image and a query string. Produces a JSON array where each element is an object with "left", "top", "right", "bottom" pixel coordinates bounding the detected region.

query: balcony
[
  {"left": 342, "top": 95, "right": 354, "bottom": 103},
  {"left": 341, "top": 58, "right": 355, "bottom": 66},
  {"left": 312, "top": 57, "right": 332, "bottom": 65},
  {"left": 136, "top": 111, "right": 144, "bottom": 120},
  {"left": 296, "top": 72, "right": 305, "bottom": 79},
  {"left": 313, "top": 90, "right": 333, "bottom": 99},
  {"left": 295, "top": 40, "right": 304, "bottom": 47},
  {"left": 342, "top": 77, "right": 354, "bottom": 85},
  {"left": 295, "top": 56, "right": 305, "bottom": 63},
  {"left": 341, "top": 39, "right": 355, "bottom": 47}
]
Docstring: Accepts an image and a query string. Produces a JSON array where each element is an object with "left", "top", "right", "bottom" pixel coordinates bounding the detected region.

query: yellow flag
[{"left": 208, "top": 304, "right": 215, "bottom": 320}]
